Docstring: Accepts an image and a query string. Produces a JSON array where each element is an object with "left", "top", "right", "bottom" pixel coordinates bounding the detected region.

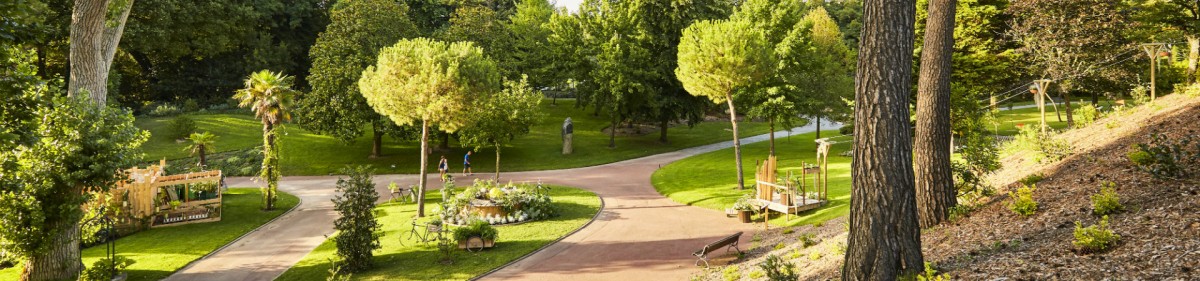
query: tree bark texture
[
  {"left": 68, "top": 0, "right": 134, "bottom": 105},
  {"left": 725, "top": 94, "right": 745, "bottom": 190},
  {"left": 21, "top": 189, "right": 83, "bottom": 281},
  {"left": 913, "top": 0, "right": 957, "bottom": 229},
  {"left": 370, "top": 126, "right": 383, "bottom": 159},
  {"left": 842, "top": 0, "right": 925, "bottom": 278},
  {"left": 1189, "top": 36, "right": 1198, "bottom": 84},
  {"left": 417, "top": 120, "right": 429, "bottom": 217}
]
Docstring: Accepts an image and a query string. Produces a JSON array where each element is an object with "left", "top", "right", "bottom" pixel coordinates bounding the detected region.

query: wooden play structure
[
  {"left": 111, "top": 160, "right": 225, "bottom": 227},
  {"left": 751, "top": 140, "right": 832, "bottom": 222}
]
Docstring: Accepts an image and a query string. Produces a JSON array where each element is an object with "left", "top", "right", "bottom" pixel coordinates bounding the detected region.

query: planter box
[
  {"left": 457, "top": 236, "right": 495, "bottom": 250},
  {"left": 738, "top": 210, "right": 752, "bottom": 223}
]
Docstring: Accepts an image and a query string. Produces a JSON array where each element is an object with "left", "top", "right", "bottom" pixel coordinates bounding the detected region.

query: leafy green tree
[
  {"left": 800, "top": 6, "right": 855, "bottom": 139},
  {"left": 1136, "top": 0, "right": 1200, "bottom": 82},
  {"left": 677, "top": 19, "right": 772, "bottom": 190},
  {"left": 234, "top": 70, "right": 300, "bottom": 211},
  {"left": 358, "top": 38, "right": 501, "bottom": 217},
  {"left": 332, "top": 166, "right": 381, "bottom": 273},
  {"left": 460, "top": 77, "right": 545, "bottom": 180},
  {"left": 441, "top": 5, "right": 513, "bottom": 74},
  {"left": 297, "top": 0, "right": 419, "bottom": 159},
  {"left": 0, "top": 95, "right": 147, "bottom": 281},
  {"left": 506, "top": 0, "right": 556, "bottom": 88},
  {"left": 185, "top": 131, "right": 217, "bottom": 169}
]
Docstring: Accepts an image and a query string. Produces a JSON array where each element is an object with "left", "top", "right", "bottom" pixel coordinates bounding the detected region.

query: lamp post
[
  {"left": 1030, "top": 79, "right": 1053, "bottom": 133},
  {"left": 1141, "top": 43, "right": 1170, "bottom": 101}
]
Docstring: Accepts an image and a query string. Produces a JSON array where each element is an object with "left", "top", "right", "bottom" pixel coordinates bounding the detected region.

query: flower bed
[{"left": 438, "top": 180, "right": 556, "bottom": 226}]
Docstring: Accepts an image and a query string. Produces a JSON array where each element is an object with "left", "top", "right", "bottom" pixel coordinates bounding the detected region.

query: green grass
[
  {"left": 652, "top": 130, "right": 851, "bottom": 227},
  {"left": 0, "top": 189, "right": 299, "bottom": 280},
  {"left": 277, "top": 185, "right": 600, "bottom": 280},
  {"left": 137, "top": 99, "right": 772, "bottom": 175}
]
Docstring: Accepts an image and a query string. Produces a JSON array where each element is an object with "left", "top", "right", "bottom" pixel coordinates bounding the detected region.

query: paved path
[{"left": 164, "top": 119, "right": 841, "bottom": 281}]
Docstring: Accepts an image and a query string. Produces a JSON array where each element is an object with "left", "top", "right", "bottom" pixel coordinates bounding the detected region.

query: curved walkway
[{"left": 165, "top": 119, "right": 841, "bottom": 281}]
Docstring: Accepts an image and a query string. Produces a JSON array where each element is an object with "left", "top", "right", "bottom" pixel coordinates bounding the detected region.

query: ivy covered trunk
[
  {"left": 843, "top": 0, "right": 925, "bottom": 278},
  {"left": 262, "top": 123, "right": 279, "bottom": 210},
  {"left": 725, "top": 94, "right": 745, "bottom": 190},
  {"left": 22, "top": 189, "right": 83, "bottom": 281},
  {"left": 914, "top": 0, "right": 957, "bottom": 228}
]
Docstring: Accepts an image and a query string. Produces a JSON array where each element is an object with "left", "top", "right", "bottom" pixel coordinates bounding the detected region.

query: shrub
[
  {"left": 1127, "top": 133, "right": 1198, "bottom": 179},
  {"left": 1073, "top": 216, "right": 1120, "bottom": 253},
  {"left": 453, "top": 218, "right": 499, "bottom": 242},
  {"left": 1074, "top": 103, "right": 1099, "bottom": 127},
  {"left": 332, "top": 166, "right": 381, "bottom": 272},
  {"left": 757, "top": 254, "right": 799, "bottom": 281},
  {"left": 148, "top": 103, "right": 181, "bottom": 117},
  {"left": 808, "top": 251, "right": 822, "bottom": 261},
  {"left": 182, "top": 99, "right": 201, "bottom": 112},
  {"left": 947, "top": 204, "right": 976, "bottom": 222},
  {"left": 1007, "top": 185, "right": 1038, "bottom": 217},
  {"left": 839, "top": 124, "right": 854, "bottom": 135},
  {"left": 1017, "top": 173, "right": 1045, "bottom": 186},
  {"left": 80, "top": 256, "right": 136, "bottom": 281},
  {"left": 1091, "top": 182, "right": 1123, "bottom": 216},
  {"left": 748, "top": 270, "right": 765, "bottom": 279},
  {"left": 1130, "top": 84, "right": 1150, "bottom": 105},
  {"left": 722, "top": 266, "right": 740, "bottom": 281},
  {"left": 1013, "top": 126, "right": 1072, "bottom": 163},
  {"left": 1183, "top": 83, "right": 1200, "bottom": 98},
  {"left": 798, "top": 233, "right": 817, "bottom": 248},
  {"left": 774, "top": 242, "right": 786, "bottom": 250},
  {"left": 167, "top": 115, "right": 198, "bottom": 140},
  {"left": 913, "top": 262, "right": 950, "bottom": 281}
]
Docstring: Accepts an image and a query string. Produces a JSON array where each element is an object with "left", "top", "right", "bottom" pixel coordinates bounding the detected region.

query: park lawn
[
  {"left": 136, "top": 99, "right": 772, "bottom": 175},
  {"left": 990, "top": 105, "right": 1072, "bottom": 135},
  {"left": 277, "top": 185, "right": 601, "bottom": 281},
  {"left": 652, "top": 130, "right": 852, "bottom": 227},
  {"left": 0, "top": 189, "right": 299, "bottom": 281}
]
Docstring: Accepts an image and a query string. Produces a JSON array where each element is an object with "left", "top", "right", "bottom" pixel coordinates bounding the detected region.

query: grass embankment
[
  {"left": 0, "top": 189, "right": 299, "bottom": 280},
  {"left": 277, "top": 186, "right": 601, "bottom": 281},
  {"left": 137, "top": 99, "right": 771, "bottom": 175},
  {"left": 653, "top": 130, "right": 851, "bottom": 227}
]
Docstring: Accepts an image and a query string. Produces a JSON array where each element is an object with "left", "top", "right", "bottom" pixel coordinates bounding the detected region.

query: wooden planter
[
  {"left": 458, "top": 236, "right": 495, "bottom": 250},
  {"left": 738, "top": 210, "right": 752, "bottom": 223}
]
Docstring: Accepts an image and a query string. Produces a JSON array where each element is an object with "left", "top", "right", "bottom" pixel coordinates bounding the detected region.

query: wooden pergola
[
  {"left": 113, "top": 160, "right": 224, "bottom": 227},
  {"left": 751, "top": 154, "right": 829, "bottom": 224}
]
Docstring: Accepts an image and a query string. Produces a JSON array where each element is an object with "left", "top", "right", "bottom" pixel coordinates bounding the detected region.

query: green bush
[
  {"left": 798, "top": 233, "right": 817, "bottom": 248},
  {"left": 148, "top": 103, "right": 181, "bottom": 117},
  {"left": 1130, "top": 84, "right": 1150, "bottom": 105},
  {"left": 1018, "top": 173, "right": 1045, "bottom": 186},
  {"left": 1183, "top": 83, "right": 1200, "bottom": 98},
  {"left": 1073, "top": 216, "right": 1120, "bottom": 253},
  {"left": 452, "top": 219, "right": 499, "bottom": 242},
  {"left": 757, "top": 254, "right": 798, "bottom": 281},
  {"left": 808, "top": 251, "right": 822, "bottom": 260},
  {"left": 748, "top": 270, "right": 765, "bottom": 279},
  {"left": 1091, "top": 182, "right": 1123, "bottom": 216},
  {"left": 1013, "top": 126, "right": 1072, "bottom": 163},
  {"left": 80, "top": 256, "right": 136, "bottom": 281},
  {"left": 1126, "top": 133, "right": 1198, "bottom": 179},
  {"left": 839, "top": 124, "right": 854, "bottom": 135},
  {"left": 1074, "top": 103, "right": 1100, "bottom": 127},
  {"left": 722, "top": 266, "right": 740, "bottom": 281},
  {"left": 913, "top": 262, "right": 950, "bottom": 281},
  {"left": 182, "top": 99, "right": 201, "bottom": 112},
  {"left": 332, "top": 166, "right": 381, "bottom": 272},
  {"left": 1007, "top": 185, "right": 1038, "bottom": 217},
  {"left": 167, "top": 115, "right": 198, "bottom": 140}
]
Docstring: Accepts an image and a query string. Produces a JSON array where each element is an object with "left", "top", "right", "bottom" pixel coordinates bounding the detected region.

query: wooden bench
[{"left": 693, "top": 232, "right": 743, "bottom": 267}]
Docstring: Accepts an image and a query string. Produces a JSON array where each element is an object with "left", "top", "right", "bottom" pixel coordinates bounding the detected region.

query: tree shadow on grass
[{"left": 283, "top": 239, "right": 555, "bottom": 280}]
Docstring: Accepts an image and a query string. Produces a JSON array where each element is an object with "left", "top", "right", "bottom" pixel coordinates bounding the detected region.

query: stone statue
[{"left": 562, "top": 117, "right": 573, "bottom": 154}]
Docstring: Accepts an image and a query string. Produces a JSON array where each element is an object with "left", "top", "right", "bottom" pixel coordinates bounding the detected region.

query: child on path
[
  {"left": 463, "top": 151, "right": 473, "bottom": 176},
  {"left": 437, "top": 155, "right": 449, "bottom": 182}
]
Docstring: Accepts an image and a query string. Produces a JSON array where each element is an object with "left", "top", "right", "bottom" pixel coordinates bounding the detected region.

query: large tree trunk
[
  {"left": 263, "top": 123, "right": 277, "bottom": 210},
  {"left": 913, "top": 0, "right": 957, "bottom": 229},
  {"left": 370, "top": 125, "right": 383, "bottom": 159},
  {"left": 417, "top": 120, "right": 429, "bottom": 217},
  {"left": 68, "top": 0, "right": 134, "bottom": 105},
  {"left": 1189, "top": 36, "right": 1198, "bottom": 84},
  {"left": 842, "top": 0, "right": 925, "bottom": 278},
  {"left": 659, "top": 117, "right": 669, "bottom": 143},
  {"left": 21, "top": 189, "right": 83, "bottom": 281},
  {"left": 726, "top": 95, "right": 746, "bottom": 190}
]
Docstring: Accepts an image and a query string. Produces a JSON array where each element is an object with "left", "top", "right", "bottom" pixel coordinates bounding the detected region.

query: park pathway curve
[{"left": 164, "top": 120, "right": 841, "bottom": 281}]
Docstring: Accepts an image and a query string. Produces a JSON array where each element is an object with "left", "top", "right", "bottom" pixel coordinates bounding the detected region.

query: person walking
[
  {"left": 463, "top": 151, "right": 473, "bottom": 176},
  {"left": 437, "top": 155, "right": 449, "bottom": 182}
]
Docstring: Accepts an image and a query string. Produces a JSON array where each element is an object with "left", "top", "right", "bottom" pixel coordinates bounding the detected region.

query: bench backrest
[{"left": 699, "top": 232, "right": 742, "bottom": 254}]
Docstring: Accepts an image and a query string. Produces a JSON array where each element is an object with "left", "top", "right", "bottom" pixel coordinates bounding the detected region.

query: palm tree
[
  {"left": 234, "top": 70, "right": 299, "bottom": 210},
  {"left": 186, "top": 131, "right": 218, "bottom": 169}
]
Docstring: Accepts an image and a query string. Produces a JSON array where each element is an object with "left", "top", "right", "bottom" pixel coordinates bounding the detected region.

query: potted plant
[
  {"left": 454, "top": 219, "right": 498, "bottom": 250},
  {"left": 732, "top": 195, "right": 756, "bottom": 223},
  {"left": 169, "top": 200, "right": 181, "bottom": 210}
]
